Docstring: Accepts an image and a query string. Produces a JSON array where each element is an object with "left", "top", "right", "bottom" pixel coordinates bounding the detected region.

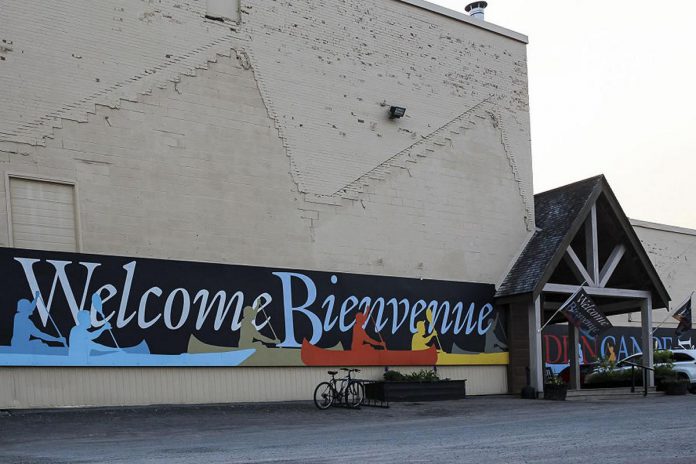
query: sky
[{"left": 431, "top": 0, "right": 696, "bottom": 229}]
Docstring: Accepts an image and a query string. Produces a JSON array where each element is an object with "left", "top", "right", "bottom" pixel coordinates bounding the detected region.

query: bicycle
[{"left": 313, "top": 368, "right": 364, "bottom": 410}]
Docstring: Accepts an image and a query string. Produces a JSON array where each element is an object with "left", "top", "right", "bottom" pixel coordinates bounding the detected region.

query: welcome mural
[{"left": 0, "top": 248, "right": 508, "bottom": 367}]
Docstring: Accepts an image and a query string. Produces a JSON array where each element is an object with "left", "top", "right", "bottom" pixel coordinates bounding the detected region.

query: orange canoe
[{"left": 301, "top": 339, "right": 438, "bottom": 366}]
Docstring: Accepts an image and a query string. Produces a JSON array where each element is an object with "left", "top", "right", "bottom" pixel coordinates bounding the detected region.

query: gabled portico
[{"left": 497, "top": 175, "right": 670, "bottom": 395}]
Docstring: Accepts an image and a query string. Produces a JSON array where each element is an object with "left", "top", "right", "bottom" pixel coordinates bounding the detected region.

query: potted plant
[
  {"left": 662, "top": 376, "right": 690, "bottom": 395},
  {"left": 543, "top": 374, "right": 568, "bottom": 401}
]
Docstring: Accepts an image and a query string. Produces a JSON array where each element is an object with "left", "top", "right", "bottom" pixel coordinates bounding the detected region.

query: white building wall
[
  {"left": 0, "top": 0, "right": 531, "bottom": 408},
  {"left": 619, "top": 220, "right": 696, "bottom": 328},
  {"left": 0, "top": 365, "right": 507, "bottom": 409}
]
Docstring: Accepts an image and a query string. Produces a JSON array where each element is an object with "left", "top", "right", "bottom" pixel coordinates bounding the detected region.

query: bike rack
[{"left": 359, "top": 379, "right": 390, "bottom": 408}]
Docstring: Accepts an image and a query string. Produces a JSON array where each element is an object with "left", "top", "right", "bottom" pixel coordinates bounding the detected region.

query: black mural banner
[
  {"left": 543, "top": 325, "right": 696, "bottom": 366},
  {"left": 0, "top": 247, "right": 508, "bottom": 367}
]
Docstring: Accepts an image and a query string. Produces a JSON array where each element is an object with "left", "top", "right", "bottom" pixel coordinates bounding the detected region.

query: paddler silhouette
[
  {"left": 351, "top": 312, "right": 385, "bottom": 351},
  {"left": 11, "top": 292, "right": 66, "bottom": 352}
]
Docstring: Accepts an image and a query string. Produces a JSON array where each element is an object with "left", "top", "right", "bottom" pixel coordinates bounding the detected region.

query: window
[
  {"left": 673, "top": 353, "right": 695, "bottom": 363},
  {"left": 7, "top": 176, "right": 79, "bottom": 252},
  {"left": 617, "top": 354, "right": 642, "bottom": 367}
]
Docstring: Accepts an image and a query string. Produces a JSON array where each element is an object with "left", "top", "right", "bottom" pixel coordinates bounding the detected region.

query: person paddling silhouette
[
  {"left": 411, "top": 321, "right": 437, "bottom": 351},
  {"left": 11, "top": 293, "right": 65, "bottom": 352},
  {"left": 351, "top": 312, "right": 385, "bottom": 351},
  {"left": 68, "top": 310, "right": 112, "bottom": 359},
  {"left": 238, "top": 303, "right": 280, "bottom": 349}
]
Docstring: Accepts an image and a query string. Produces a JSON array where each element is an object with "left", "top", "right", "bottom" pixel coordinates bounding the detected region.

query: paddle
[
  {"left": 252, "top": 296, "right": 280, "bottom": 345},
  {"left": 34, "top": 292, "right": 68, "bottom": 347},
  {"left": 91, "top": 292, "right": 121, "bottom": 350},
  {"left": 425, "top": 306, "right": 443, "bottom": 351},
  {"left": 365, "top": 305, "right": 387, "bottom": 350}
]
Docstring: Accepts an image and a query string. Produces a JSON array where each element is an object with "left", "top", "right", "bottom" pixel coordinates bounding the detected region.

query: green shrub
[
  {"left": 654, "top": 350, "right": 674, "bottom": 364},
  {"left": 383, "top": 369, "right": 440, "bottom": 382},
  {"left": 407, "top": 369, "right": 440, "bottom": 382},
  {"left": 586, "top": 368, "right": 637, "bottom": 385},
  {"left": 383, "top": 370, "right": 406, "bottom": 381}
]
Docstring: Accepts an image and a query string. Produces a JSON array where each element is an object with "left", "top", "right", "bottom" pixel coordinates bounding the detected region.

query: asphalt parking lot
[{"left": 2, "top": 394, "right": 695, "bottom": 463}]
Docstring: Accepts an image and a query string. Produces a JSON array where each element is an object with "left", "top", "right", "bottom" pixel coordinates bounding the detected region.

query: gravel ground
[{"left": 1, "top": 395, "right": 695, "bottom": 463}]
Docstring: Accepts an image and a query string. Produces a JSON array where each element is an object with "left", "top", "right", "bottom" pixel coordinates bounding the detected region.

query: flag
[
  {"left": 673, "top": 293, "right": 693, "bottom": 336},
  {"left": 560, "top": 288, "right": 613, "bottom": 337}
]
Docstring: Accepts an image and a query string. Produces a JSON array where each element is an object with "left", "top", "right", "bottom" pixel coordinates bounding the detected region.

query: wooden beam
[
  {"left": 543, "top": 283, "right": 651, "bottom": 299},
  {"left": 529, "top": 296, "right": 543, "bottom": 393},
  {"left": 598, "top": 300, "right": 642, "bottom": 314},
  {"left": 598, "top": 244, "right": 626, "bottom": 288},
  {"left": 568, "top": 325, "right": 581, "bottom": 390},
  {"left": 545, "top": 299, "right": 641, "bottom": 317},
  {"left": 585, "top": 205, "right": 599, "bottom": 284},
  {"left": 564, "top": 245, "right": 594, "bottom": 286}
]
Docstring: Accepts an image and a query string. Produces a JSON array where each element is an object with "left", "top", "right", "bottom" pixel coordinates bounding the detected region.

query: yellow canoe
[{"left": 436, "top": 351, "right": 509, "bottom": 365}]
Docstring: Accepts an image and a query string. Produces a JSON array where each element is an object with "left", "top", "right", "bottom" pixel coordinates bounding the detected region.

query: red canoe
[{"left": 301, "top": 339, "right": 438, "bottom": 366}]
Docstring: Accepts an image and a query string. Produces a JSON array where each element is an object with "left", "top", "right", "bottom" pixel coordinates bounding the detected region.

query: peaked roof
[{"left": 496, "top": 175, "right": 670, "bottom": 308}]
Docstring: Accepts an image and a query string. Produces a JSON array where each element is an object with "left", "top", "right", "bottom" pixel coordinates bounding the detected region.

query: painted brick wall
[
  {"left": 621, "top": 221, "right": 696, "bottom": 327},
  {"left": 0, "top": 0, "right": 532, "bottom": 406},
  {"left": 0, "top": 0, "right": 533, "bottom": 284}
]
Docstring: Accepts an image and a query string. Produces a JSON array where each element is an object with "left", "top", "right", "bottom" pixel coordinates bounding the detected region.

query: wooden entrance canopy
[{"left": 496, "top": 175, "right": 670, "bottom": 394}]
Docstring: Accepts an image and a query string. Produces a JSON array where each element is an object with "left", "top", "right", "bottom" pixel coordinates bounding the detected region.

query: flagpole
[
  {"left": 537, "top": 280, "right": 587, "bottom": 333},
  {"left": 651, "top": 291, "right": 694, "bottom": 335}
]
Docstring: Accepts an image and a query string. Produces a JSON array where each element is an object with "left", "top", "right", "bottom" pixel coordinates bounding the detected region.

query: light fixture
[{"left": 389, "top": 106, "right": 406, "bottom": 119}]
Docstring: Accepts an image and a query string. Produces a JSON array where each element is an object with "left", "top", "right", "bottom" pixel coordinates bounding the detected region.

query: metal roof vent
[{"left": 465, "top": 1, "right": 488, "bottom": 20}]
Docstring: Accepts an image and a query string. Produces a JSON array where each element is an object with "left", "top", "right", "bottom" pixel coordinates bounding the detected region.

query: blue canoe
[{"left": 0, "top": 348, "right": 255, "bottom": 366}]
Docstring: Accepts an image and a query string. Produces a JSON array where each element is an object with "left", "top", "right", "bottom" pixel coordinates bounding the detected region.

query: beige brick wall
[
  {"left": 0, "top": 0, "right": 531, "bottom": 407},
  {"left": 615, "top": 220, "right": 696, "bottom": 327}
]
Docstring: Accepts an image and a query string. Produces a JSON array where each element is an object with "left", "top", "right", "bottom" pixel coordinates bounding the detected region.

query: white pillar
[
  {"left": 568, "top": 325, "right": 581, "bottom": 390},
  {"left": 528, "top": 296, "right": 544, "bottom": 394},
  {"left": 641, "top": 296, "right": 654, "bottom": 387}
]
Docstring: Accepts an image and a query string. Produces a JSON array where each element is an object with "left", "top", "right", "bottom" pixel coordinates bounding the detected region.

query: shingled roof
[{"left": 495, "top": 175, "right": 669, "bottom": 308}]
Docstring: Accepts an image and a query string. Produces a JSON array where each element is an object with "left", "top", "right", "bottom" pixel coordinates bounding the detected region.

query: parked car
[
  {"left": 558, "top": 363, "right": 597, "bottom": 386},
  {"left": 584, "top": 349, "right": 696, "bottom": 393}
]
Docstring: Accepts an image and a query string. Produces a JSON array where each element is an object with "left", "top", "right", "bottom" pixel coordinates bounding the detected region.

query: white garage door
[{"left": 9, "top": 177, "right": 78, "bottom": 252}]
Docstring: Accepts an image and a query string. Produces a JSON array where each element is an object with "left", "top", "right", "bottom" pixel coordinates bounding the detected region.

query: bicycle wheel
[
  {"left": 313, "top": 382, "right": 335, "bottom": 410},
  {"left": 344, "top": 381, "right": 364, "bottom": 408}
]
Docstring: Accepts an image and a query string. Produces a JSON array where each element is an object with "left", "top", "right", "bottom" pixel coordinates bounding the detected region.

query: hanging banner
[
  {"left": 672, "top": 293, "right": 693, "bottom": 336},
  {"left": 560, "top": 289, "right": 612, "bottom": 337},
  {"left": 0, "top": 247, "right": 508, "bottom": 367}
]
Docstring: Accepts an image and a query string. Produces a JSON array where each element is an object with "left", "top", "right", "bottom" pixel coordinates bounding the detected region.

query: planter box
[
  {"left": 543, "top": 383, "right": 568, "bottom": 401},
  {"left": 664, "top": 380, "right": 689, "bottom": 396},
  {"left": 365, "top": 380, "right": 467, "bottom": 402}
]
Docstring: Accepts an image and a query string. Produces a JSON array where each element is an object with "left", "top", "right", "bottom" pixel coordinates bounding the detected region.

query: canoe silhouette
[
  {"left": 301, "top": 339, "right": 438, "bottom": 366},
  {"left": 436, "top": 350, "right": 509, "bottom": 365},
  {"left": 0, "top": 340, "right": 150, "bottom": 356},
  {"left": 0, "top": 345, "right": 255, "bottom": 367},
  {"left": 187, "top": 334, "right": 305, "bottom": 366}
]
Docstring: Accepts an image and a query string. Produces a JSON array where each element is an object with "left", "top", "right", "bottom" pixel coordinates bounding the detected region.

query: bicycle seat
[{"left": 327, "top": 370, "right": 338, "bottom": 375}]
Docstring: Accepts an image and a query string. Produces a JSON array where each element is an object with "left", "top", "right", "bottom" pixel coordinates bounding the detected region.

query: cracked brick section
[
  {"left": 0, "top": 0, "right": 244, "bottom": 146},
  {"left": 629, "top": 223, "right": 696, "bottom": 327},
  {"left": 241, "top": 0, "right": 532, "bottom": 215},
  {"left": 0, "top": 0, "right": 535, "bottom": 284}
]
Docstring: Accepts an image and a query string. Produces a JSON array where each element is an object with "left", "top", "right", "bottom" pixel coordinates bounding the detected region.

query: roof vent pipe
[{"left": 465, "top": 1, "right": 488, "bottom": 20}]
